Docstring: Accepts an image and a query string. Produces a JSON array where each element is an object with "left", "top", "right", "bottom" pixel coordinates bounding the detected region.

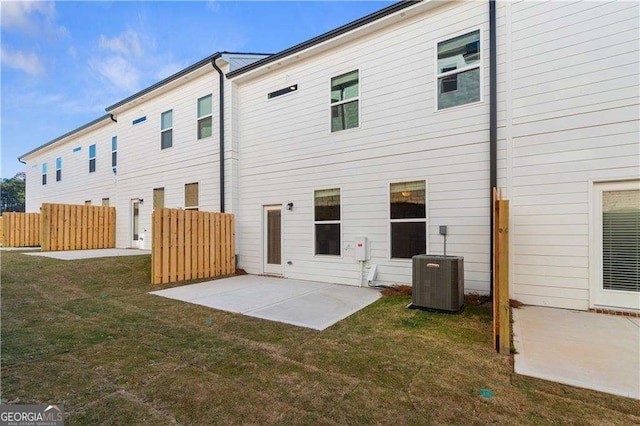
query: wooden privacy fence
[
  {"left": 41, "top": 203, "right": 116, "bottom": 251},
  {"left": 152, "top": 208, "right": 235, "bottom": 284},
  {"left": 493, "top": 189, "right": 510, "bottom": 355},
  {"left": 1, "top": 213, "right": 41, "bottom": 247}
]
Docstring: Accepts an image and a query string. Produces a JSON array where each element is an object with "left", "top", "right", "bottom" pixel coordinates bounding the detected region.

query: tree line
[{"left": 1, "top": 172, "right": 26, "bottom": 213}]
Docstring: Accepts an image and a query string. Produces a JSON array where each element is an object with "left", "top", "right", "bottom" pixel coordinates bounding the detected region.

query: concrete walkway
[
  {"left": 25, "top": 248, "right": 151, "bottom": 260},
  {"left": 150, "top": 275, "right": 381, "bottom": 331},
  {"left": 513, "top": 306, "right": 640, "bottom": 399}
]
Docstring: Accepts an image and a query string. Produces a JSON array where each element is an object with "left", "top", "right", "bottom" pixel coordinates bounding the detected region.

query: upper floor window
[
  {"left": 42, "top": 163, "right": 47, "bottom": 185},
  {"left": 437, "top": 30, "right": 480, "bottom": 110},
  {"left": 89, "top": 144, "right": 96, "bottom": 173},
  {"left": 268, "top": 84, "right": 298, "bottom": 99},
  {"left": 111, "top": 136, "right": 117, "bottom": 169},
  {"left": 185, "top": 183, "right": 199, "bottom": 210},
  {"left": 314, "top": 188, "right": 341, "bottom": 256},
  {"left": 153, "top": 187, "right": 165, "bottom": 209},
  {"left": 55, "top": 157, "right": 62, "bottom": 182},
  {"left": 390, "top": 181, "right": 427, "bottom": 259},
  {"left": 197, "top": 95, "right": 212, "bottom": 139},
  {"left": 330, "top": 70, "right": 359, "bottom": 132},
  {"left": 161, "top": 110, "right": 173, "bottom": 149}
]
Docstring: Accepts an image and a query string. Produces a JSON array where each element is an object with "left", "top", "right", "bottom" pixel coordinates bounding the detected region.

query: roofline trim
[
  {"left": 226, "top": 0, "right": 421, "bottom": 79},
  {"left": 18, "top": 114, "right": 111, "bottom": 161},
  {"left": 105, "top": 52, "right": 222, "bottom": 112}
]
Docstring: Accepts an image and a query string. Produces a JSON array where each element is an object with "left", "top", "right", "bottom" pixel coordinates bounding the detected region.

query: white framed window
[
  {"left": 389, "top": 180, "right": 427, "bottom": 259},
  {"left": 330, "top": 70, "right": 359, "bottom": 132},
  {"left": 197, "top": 95, "right": 212, "bottom": 139},
  {"left": 42, "top": 163, "right": 47, "bottom": 185},
  {"left": 153, "top": 187, "right": 165, "bottom": 209},
  {"left": 89, "top": 144, "right": 96, "bottom": 173},
  {"left": 161, "top": 110, "right": 173, "bottom": 149},
  {"left": 436, "top": 29, "right": 481, "bottom": 110},
  {"left": 314, "top": 188, "right": 341, "bottom": 256},
  {"left": 55, "top": 157, "right": 62, "bottom": 182},
  {"left": 185, "top": 183, "right": 199, "bottom": 210},
  {"left": 102, "top": 198, "right": 110, "bottom": 207},
  {"left": 111, "top": 136, "right": 117, "bottom": 169}
]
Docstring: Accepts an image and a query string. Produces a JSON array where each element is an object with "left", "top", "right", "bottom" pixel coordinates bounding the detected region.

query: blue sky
[{"left": 1, "top": 1, "right": 393, "bottom": 179}]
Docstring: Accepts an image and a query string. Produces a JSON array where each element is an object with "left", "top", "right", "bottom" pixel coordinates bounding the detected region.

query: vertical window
[
  {"left": 85, "top": 200, "right": 91, "bottom": 206},
  {"left": 42, "top": 163, "right": 47, "bottom": 185},
  {"left": 161, "top": 110, "right": 173, "bottom": 149},
  {"left": 153, "top": 187, "right": 165, "bottom": 209},
  {"left": 56, "top": 157, "right": 62, "bottom": 181},
  {"left": 89, "top": 144, "right": 96, "bottom": 173},
  {"left": 390, "top": 181, "right": 427, "bottom": 259},
  {"left": 185, "top": 183, "right": 199, "bottom": 210},
  {"left": 102, "top": 198, "right": 110, "bottom": 207},
  {"left": 314, "top": 188, "right": 341, "bottom": 255},
  {"left": 197, "top": 95, "right": 212, "bottom": 139},
  {"left": 437, "top": 30, "right": 481, "bottom": 110},
  {"left": 111, "top": 136, "right": 117, "bottom": 169},
  {"left": 330, "top": 70, "right": 359, "bottom": 132}
]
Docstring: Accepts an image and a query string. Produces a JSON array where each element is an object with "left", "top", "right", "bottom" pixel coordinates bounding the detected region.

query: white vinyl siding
[
  {"left": 235, "top": 1, "right": 492, "bottom": 291},
  {"left": 505, "top": 0, "right": 640, "bottom": 310}
]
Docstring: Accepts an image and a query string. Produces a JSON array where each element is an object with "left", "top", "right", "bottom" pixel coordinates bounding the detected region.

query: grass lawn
[{"left": 1, "top": 251, "right": 639, "bottom": 424}]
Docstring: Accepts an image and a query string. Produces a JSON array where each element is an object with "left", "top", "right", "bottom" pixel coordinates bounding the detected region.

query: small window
[
  {"left": 314, "top": 188, "right": 341, "bottom": 255},
  {"left": 185, "top": 183, "right": 198, "bottom": 210},
  {"left": 42, "top": 163, "right": 47, "bottom": 185},
  {"left": 268, "top": 84, "right": 298, "bottom": 99},
  {"left": 111, "top": 136, "right": 117, "bottom": 168},
  {"left": 153, "top": 187, "right": 165, "bottom": 209},
  {"left": 102, "top": 198, "right": 110, "bottom": 207},
  {"left": 132, "top": 116, "right": 147, "bottom": 125},
  {"left": 390, "top": 181, "right": 427, "bottom": 259},
  {"left": 437, "top": 30, "right": 480, "bottom": 110},
  {"left": 85, "top": 200, "right": 92, "bottom": 206},
  {"left": 330, "top": 70, "right": 359, "bottom": 132},
  {"left": 197, "top": 95, "right": 212, "bottom": 139},
  {"left": 89, "top": 144, "right": 96, "bottom": 173},
  {"left": 56, "top": 157, "right": 62, "bottom": 182},
  {"left": 161, "top": 110, "right": 173, "bottom": 149}
]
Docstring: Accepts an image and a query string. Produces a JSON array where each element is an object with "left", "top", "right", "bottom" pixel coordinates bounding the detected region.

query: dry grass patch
[{"left": 2, "top": 251, "right": 639, "bottom": 424}]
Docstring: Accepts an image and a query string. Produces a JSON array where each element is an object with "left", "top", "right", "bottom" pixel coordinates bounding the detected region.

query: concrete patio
[
  {"left": 150, "top": 275, "right": 381, "bottom": 331},
  {"left": 513, "top": 306, "right": 640, "bottom": 399},
  {"left": 25, "top": 248, "right": 151, "bottom": 260}
]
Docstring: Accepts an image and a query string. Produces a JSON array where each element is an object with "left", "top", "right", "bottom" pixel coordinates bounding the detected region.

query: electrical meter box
[{"left": 354, "top": 236, "right": 368, "bottom": 261}]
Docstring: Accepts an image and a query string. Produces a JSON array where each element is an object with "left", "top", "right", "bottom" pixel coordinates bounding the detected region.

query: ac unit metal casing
[{"left": 410, "top": 255, "right": 464, "bottom": 313}]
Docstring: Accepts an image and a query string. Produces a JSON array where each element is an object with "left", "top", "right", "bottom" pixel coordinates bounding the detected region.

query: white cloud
[
  {"left": 153, "top": 61, "right": 187, "bottom": 81},
  {"left": 91, "top": 56, "right": 142, "bottom": 93},
  {"left": 0, "top": 47, "right": 45, "bottom": 76},
  {"left": 68, "top": 46, "right": 78, "bottom": 57},
  {"left": 0, "top": 1, "right": 69, "bottom": 39},
  {"left": 206, "top": 1, "right": 221, "bottom": 13},
  {"left": 99, "top": 29, "right": 145, "bottom": 57}
]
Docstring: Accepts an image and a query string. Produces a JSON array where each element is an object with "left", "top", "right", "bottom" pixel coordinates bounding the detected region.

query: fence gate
[
  {"left": 1, "top": 213, "right": 41, "bottom": 247},
  {"left": 493, "top": 188, "right": 510, "bottom": 354},
  {"left": 152, "top": 208, "right": 235, "bottom": 284}
]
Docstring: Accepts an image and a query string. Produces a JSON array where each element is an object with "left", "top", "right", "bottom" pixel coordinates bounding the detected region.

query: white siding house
[
  {"left": 20, "top": 1, "right": 639, "bottom": 313},
  {"left": 23, "top": 116, "right": 117, "bottom": 211}
]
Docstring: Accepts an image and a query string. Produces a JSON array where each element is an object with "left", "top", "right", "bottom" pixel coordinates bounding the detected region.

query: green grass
[{"left": 1, "top": 251, "right": 638, "bottom": 424}]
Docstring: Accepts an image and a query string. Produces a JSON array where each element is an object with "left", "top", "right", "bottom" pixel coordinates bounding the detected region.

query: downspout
[
  {"left": 489, "top": 0, "right": 497, "bottom": 299},
  {"left": 110, "top": 114, "right": 117, "bottom": 123},
  {"left": 211, "top": 57, "right": 225, "bottom": 213}
]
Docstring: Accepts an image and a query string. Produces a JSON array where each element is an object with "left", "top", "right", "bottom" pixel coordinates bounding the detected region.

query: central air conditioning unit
[{"left": 409, "top": 255, "right": 464, "bottom": 313}]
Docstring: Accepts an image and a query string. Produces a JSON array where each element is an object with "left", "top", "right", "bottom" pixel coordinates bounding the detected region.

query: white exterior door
[
  {"left": 263, "top": 205, "right": 283, "bottom": 275},
  {"left": 591, "top": 181, "right": 640, "bottom": 311},
  {"left": 131, "top": 199, "right": 140, "bottom": 248}
]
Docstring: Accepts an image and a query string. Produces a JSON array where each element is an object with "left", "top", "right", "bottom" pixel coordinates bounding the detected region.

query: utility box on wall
[{"left": 354, "top": 236, "right": 368, "bottom": 261}]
